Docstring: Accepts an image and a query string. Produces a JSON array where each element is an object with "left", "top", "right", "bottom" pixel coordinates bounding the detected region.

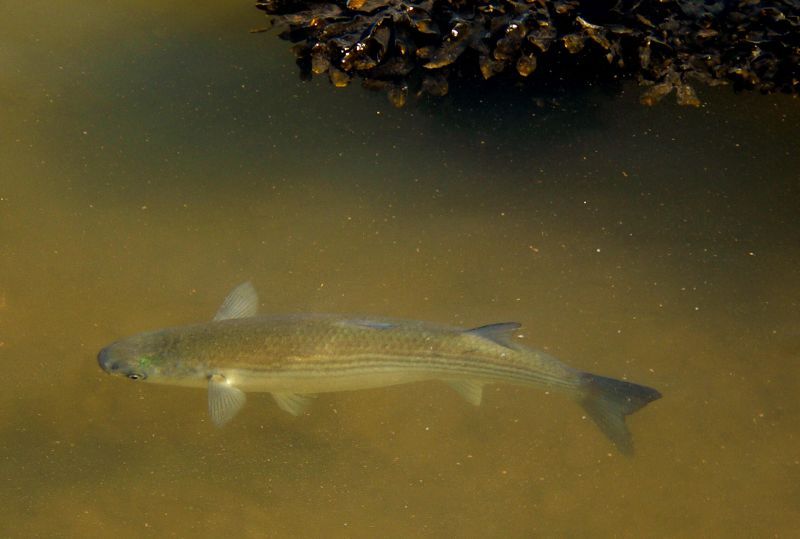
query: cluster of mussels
[{"left": 255, "top": 0, "right": 800, "bottom": 107}]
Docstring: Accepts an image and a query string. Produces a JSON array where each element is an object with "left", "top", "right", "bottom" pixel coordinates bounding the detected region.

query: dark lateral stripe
[{"left": 229, "top": 353, "right": 579, "bottom": 390}]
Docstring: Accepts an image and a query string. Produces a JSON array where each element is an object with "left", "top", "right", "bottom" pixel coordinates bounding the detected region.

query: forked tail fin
[{"left": 579, "top": 373, "right": 662, "bottom": 456}]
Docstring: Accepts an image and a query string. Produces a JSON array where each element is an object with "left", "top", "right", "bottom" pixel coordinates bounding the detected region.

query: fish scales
[{"left": 148, "top": 315, "right": 581, "bottom": 393}]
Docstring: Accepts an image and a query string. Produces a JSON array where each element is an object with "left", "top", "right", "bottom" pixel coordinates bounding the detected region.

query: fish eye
[{"left": 127, "top": 373, "right": 144, "bottom": 380}]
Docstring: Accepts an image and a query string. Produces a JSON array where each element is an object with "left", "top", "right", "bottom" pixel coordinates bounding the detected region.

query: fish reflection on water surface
[{"left": 98, "top": 283, "right": 661, "bottom": 455}]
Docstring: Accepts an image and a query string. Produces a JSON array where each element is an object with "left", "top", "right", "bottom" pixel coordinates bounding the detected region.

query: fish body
[
  {"left": 99, "top": 283, "right": 661, "bottom": 454},
  {"left": 101, "top": 315, "right": 581, "bottom": 394}
]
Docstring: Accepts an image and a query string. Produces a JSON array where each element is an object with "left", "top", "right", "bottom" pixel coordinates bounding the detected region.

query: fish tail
[{"left": 578, "top": 373, "right": 662, "bottom": 456}]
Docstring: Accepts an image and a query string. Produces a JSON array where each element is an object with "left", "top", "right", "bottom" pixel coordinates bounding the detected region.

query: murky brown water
[{"left": 2, "top": 1, "right": 799, "bottom": 537}]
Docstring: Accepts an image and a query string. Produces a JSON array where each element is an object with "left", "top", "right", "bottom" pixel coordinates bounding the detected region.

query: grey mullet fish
[{"left": 99, "top": 283, "right": 661, "bottom": 454}]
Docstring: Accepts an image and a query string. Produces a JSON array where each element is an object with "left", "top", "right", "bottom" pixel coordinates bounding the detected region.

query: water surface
[{"left": 2, "top": 1, "right": 799, "bottom": 536}]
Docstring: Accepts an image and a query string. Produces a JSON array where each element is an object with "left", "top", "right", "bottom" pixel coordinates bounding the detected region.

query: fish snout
[
  {"left": 97, "top": 343, "right": 149, "bottom": 381},
  {"left": 97, "top": 346, "right": 119, "bottom": 373}
]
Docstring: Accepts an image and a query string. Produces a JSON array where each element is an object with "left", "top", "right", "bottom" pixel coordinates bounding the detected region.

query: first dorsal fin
[
  {"left": 214, "top": 282, "right": 259, "bottom": 321},
  {"left": 467, "top": 322, "right": 523, "bottom": 350}
]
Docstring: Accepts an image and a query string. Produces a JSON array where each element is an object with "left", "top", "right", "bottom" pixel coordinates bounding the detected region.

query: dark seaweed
[{"left": 257, "top": 0, "right": 800, "bottom": 106}]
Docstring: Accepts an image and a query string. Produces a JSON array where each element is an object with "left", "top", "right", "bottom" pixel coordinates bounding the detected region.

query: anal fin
[
  {"left": 272, "top": 392, "right": 314, "bottom": 416},
  {"left": 446, "top": 379, "right": 484, "bottom": 406}
]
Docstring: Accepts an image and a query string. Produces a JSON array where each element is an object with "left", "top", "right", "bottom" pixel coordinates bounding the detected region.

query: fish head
[{"left": 98, "top": 330, "right": 171, "bottom": 382}]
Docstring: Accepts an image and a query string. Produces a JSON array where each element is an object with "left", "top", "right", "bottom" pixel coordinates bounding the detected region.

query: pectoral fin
[
  {"left": 208, "top": 374, "right": 246, "bottom": 427},
  {"left": 446, "top": 379, "right": 484, "bottom": 406},
  {"left": 272, "top": 392, "right": 314, "bottom": 416},
  {"left": 214, "top": 282, "right": 259, "bottom": 321}
]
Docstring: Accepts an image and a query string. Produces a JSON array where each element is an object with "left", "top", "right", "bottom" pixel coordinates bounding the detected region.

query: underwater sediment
[{"left": 256, "top": 0, "right": 800, "bottom": 107}]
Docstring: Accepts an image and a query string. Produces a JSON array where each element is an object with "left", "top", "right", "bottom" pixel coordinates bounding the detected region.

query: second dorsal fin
[{"left": 467, "top": 322, "right": 522, "bottom": 350}]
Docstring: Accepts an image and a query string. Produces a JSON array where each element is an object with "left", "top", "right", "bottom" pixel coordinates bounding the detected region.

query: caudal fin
[{"left": 579, "top": 373, "right": 662, "bottom": 456}]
